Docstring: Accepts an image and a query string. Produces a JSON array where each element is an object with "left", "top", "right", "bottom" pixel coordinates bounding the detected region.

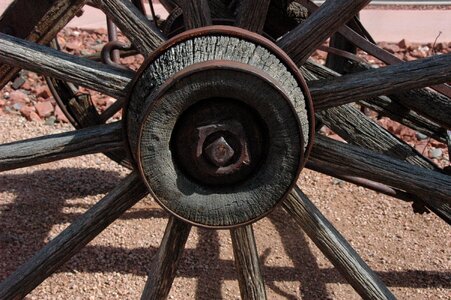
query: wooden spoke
[
  {"left": 360, "top": 96, "right": 447, "bottom": 144},
  {"left": 141, "top": 217, "right": 191, "bottom": 300},
  {"left": 311, "top": 135, "right": 451, "bottom": 221},
  {"left": 179, "top": 0, "right": 212, "bottom": 29},
  {"left": 302, "top": 65, "right": 437, "bottom": 170},
  {"left": 303, "top": 60, "right": 450, "bottom": 138},
  {"left": 283, "top": 187, "right": 396, "bottom": 300},
  {"left": 318, "top": 105, "right": 437, "bottom": 170},
  {"left": 310, "top": 54, "right": 451, "bottom": 114},
  {"left": 234, "top": 0, "right": 271, "bottom": 33},
  {"left": 230, "top": 225, "right": 267, "bottom": 300},
  {"left": 316, "top": 106, "right": 451, "bottom": 224},
  {"left": 0, "top": 173, "right": 148, "bottom": 299},
  {"left": 337, "top": 18, "right": 450, "bottom": 97},
  {"left": 93, "top": 0, "right": 165, "bottom": 56},
  {"left": 277, "top": 0, "right": 371, "bottom": 65},
  {"left": 0, "top": 0, "right": 86, "bottom": 89},
  {"left": 0, "top": 122, "right": 123, "bottom": 172},
  {"left": 0, "top": 33, "right": 134, "bottom": 99},
  {"left": 389, "top": 89, "right": 451, "bottom": 131}
]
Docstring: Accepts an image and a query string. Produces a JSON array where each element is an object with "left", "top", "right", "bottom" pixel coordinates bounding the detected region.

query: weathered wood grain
[
  {"left": 141, "top": 217, "right": 191, "bottom": 300},
  {"left": 179, "top": 0, "right": 212, "bottom": 29},
  {"left": 390, "top": 88, "right": 451, "bottom": 130},
  {"left": 309, "top": 54, "right": 451, "bottom": 112},
  {"left": 0, "top": 33, "right": 134, "bottom": 99},
  {"left": 231, "top": 225, "right": 267, "bottom": 300},
  {"left": 278, "top": 0, "right": 371, "bottom": 65},
  {"left": 93, "top": 0, "right": 165, "bottom": 56},
  {"left": 235, "top": 0, "right": 271, "bottom": 33},
  {"left": 0, "top": 173, "right": 148, "bottom": 299},
  {"left": 322, "top": 55, "right": 451, "bottom": 131},
  {"left": 301, "top": 64, "right": 437, "bottom": 170},
  {"left": 360, "top": 96, "right": 446, "bottom": 143},
  {"left": 0, "top": 0, "right": 86, "bottom": 89},
  {"left": 307, "top": 159, "right": 450, "bottom": 224},
  {"left": 133, "top": 62, "right": 304, "bottom": 227},
  {"left": 311, "top": 135, "right": 451, "bottom": 220},
  {"left": 284, "top": 187, "right": 396, "bottom": 300},
  {"left": 303, "top": 59, "right": 447, "bottom": 143},
  {"left": 319, "top": 105, "right": 437, "bottom": 170},
  {"left": 0, "top": 121, "right": 123, "bottom": 172},
  {"left": 306, "top": 160, "right": 422, "bottom": 204},
  {"left": 46, "top": 75, "right": 132, "bottom": 168},
  {"left": 271, "top": 2, "right": 451, "bottom": 129}
]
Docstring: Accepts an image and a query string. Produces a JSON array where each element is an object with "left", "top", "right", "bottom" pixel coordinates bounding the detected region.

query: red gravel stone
[
  {"left": 35, "top": 101, "right": 54, "bottom": 118},
  {"left": 21, "top": 80, "right": 32, "bottom": 91},
  {"left": 398, "top": 39, "right": 410, "bottom": 49},
  {"left": 55, "top": 105, "right": 69, "bottom": 123},
  {"left": 19, "top": 105, "right": 36, "bottom": 120},
  {"left": 9, "top": 90, "right": 29, "bottom": 104},
  {"left": 35, "top": 86, "right": 51, "bottom": 99},
  {"left": 28, "top": 111, "right": 42, "bottom": 122}
]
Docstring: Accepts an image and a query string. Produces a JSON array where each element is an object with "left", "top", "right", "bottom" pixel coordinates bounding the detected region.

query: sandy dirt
[{"left": 0, "top": 113, "right": 449, "bottom": 299}]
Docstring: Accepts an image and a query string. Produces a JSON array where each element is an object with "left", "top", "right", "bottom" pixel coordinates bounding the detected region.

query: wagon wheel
[{"left": 0, "top": 0, "right": 450, "bottom": 299}]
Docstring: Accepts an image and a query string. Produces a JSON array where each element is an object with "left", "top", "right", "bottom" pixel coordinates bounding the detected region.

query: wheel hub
[
  {"left": 126, "top": 26, "right": 314, "bottom": 227},
  {"left": 171, "top": 98, "right": 266, "bottom": 186}
]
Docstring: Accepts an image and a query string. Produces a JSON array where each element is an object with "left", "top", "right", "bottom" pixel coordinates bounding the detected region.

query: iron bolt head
[{"left": 204, "top": 136, "right": 235, "bottom": 167}]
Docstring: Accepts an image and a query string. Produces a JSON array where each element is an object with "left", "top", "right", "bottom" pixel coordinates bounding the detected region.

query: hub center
[
  {"left": 171, "top": 98, "right": 267, "bottom": 186},
  {"left": 126, "top": 26, "right": 313, "bottom": 227}
]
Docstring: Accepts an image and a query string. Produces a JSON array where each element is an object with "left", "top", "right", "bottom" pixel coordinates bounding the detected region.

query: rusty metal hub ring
[{"left": 126, "top": 27, "right": 313, "bottom": 228}]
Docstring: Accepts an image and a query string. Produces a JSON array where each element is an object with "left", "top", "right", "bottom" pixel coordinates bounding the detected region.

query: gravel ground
[{"left": 0, "top": 114, "right": 449, "bottom": 299}]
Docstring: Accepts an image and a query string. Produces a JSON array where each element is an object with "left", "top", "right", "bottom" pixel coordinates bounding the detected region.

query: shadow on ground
[{"left": 0, "top": 167, "right": 449, "bottom": 298}]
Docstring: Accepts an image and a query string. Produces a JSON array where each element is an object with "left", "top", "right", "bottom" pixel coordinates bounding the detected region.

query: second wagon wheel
[{"left": 0, "top": 0, "right": 450, "bottom": 299}]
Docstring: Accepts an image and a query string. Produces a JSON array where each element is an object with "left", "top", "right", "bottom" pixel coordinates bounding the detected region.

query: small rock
[
  {"left": 333, "top": 178, "right": 345, "bottom": 187},
  {"left": 404, "top": 53, "right": 416, "bottom": 61},
  {"left": 35, "top": 86, "right": 51, "bottom": 99},
  {"left": 434, "top": 42, "right": 445, "bottom": 52},
  {"left": 418, "top": 45, "right": 430, "bottom": 53},
  {"left": 80, "top": 49, "right": 95, "bottom": 56},
  {"left": 28, "top": 111, "right": 41, "bottom": 122},
  {"left": 411, "top": 49, "right": 427, "bottom": 58},
  {"left": 21, "top": 80, "right": 32, "bottom": 90},
  {"left": 12, "top": 103, "right": 23, "bottom": 111},
  {"left": 19, "top": 106, "right": 36, "bottom": 120},
  {"left": 382, "top": 43, "right": 400, "bottom": 54},
  {"left": 398, "top": 39, "right": 410, "bottom": 49},
  {"left": 3, "top": 91, "right": 10, "bottom": 99},
  {"left": 93, "top": 96, "right": 108, "bottom": 107},
  {"left": 55, "top": 106, "right": 69, "bottom": 123},
  {"left": 11, "top": 76, "right": 26, "bottom": 90},
  {"left": 9, "top": 90, "right": 29, "bottom": 104},
  {"left": 35, "top": 101, "right": 54, "bottom": 118},
  {"left": 65, "top": 39, "right": 82, "bottom": 51},
  {"left": 415, "top": 132, "right": 428, "bottom": 141},
  {"left": 45, "top": 116, "right": 56, "bottom": 126},
  {"left": 429, "top": 148, "right": 442, "bottom": 159}
]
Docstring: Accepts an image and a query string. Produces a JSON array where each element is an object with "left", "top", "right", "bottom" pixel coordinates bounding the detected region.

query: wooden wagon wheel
[{"left": 0, "top": 0, "right": 450, "bottom": 299}]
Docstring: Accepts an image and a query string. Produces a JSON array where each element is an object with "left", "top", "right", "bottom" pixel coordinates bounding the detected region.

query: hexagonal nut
[{"left": 204, "top": 136, "right": 235, "bottom": 167}]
